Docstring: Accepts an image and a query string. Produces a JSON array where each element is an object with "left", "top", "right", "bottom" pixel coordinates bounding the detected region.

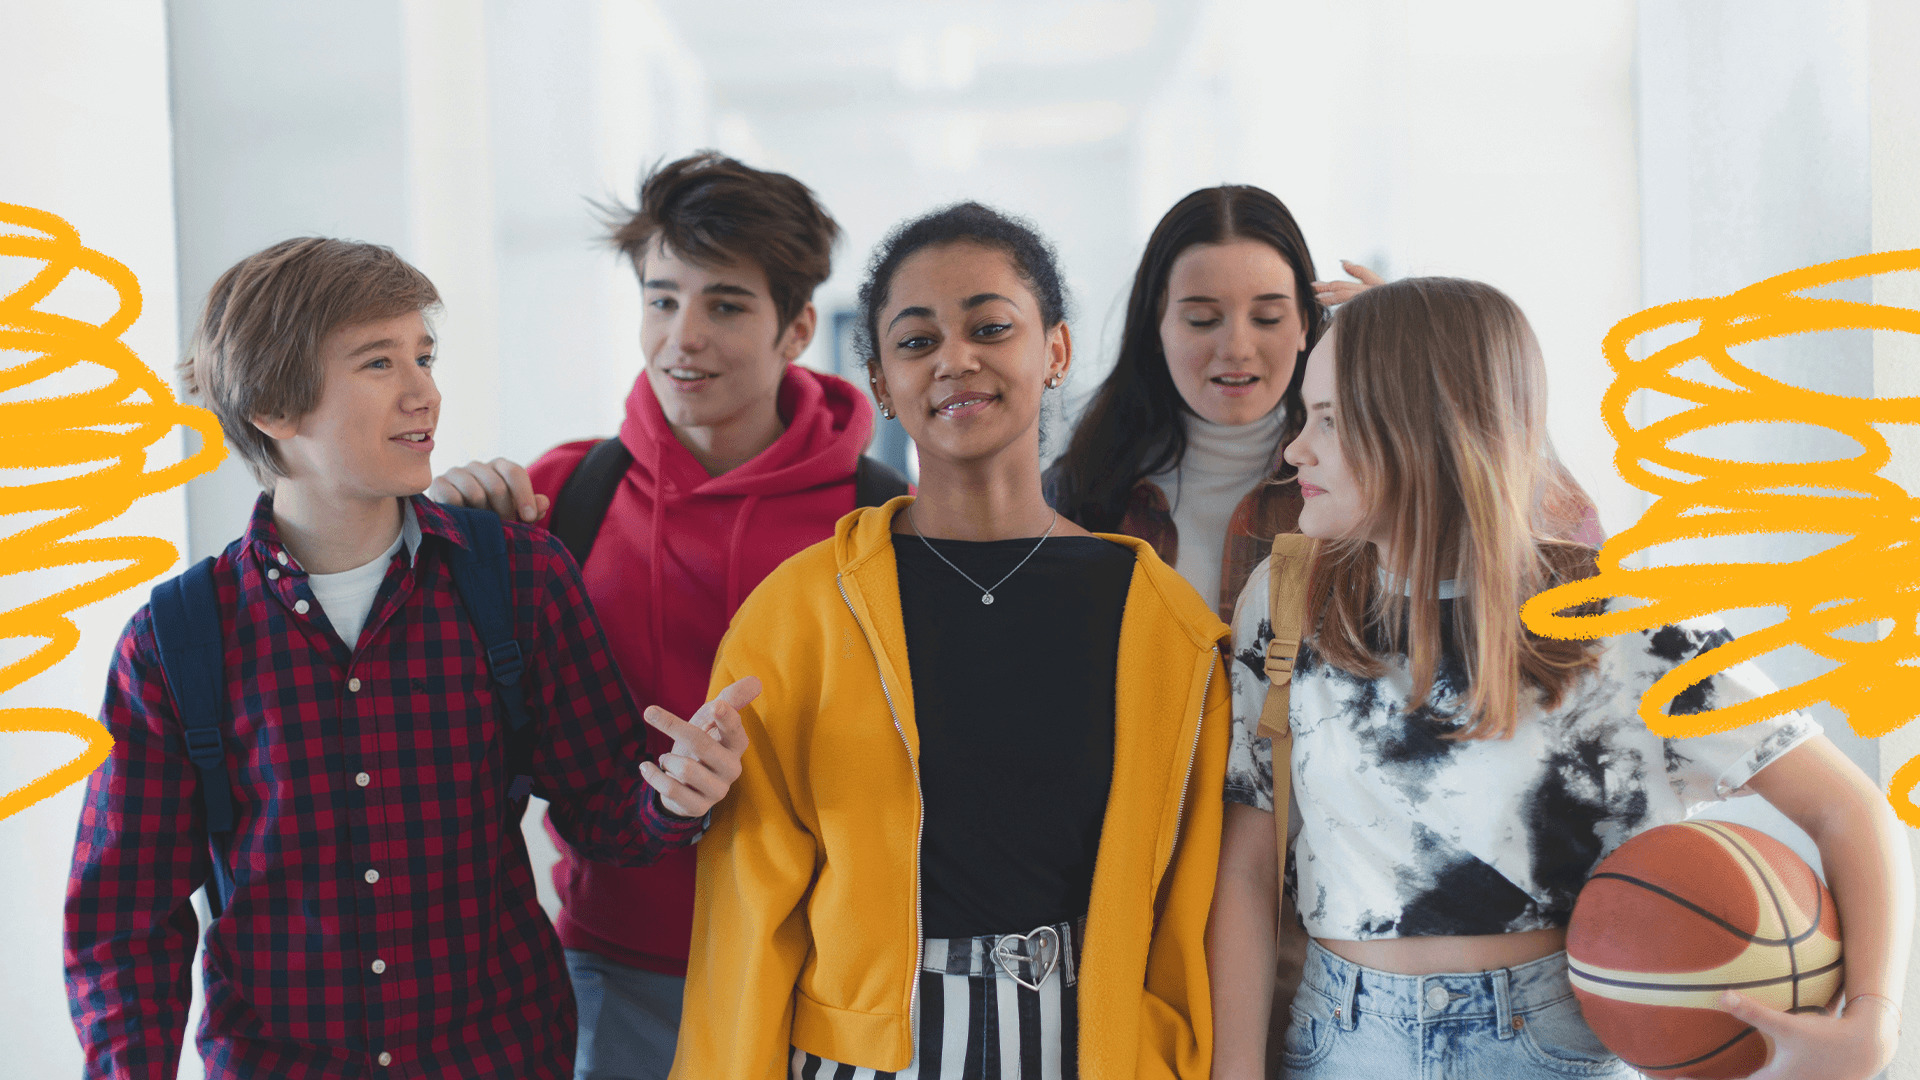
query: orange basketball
[{"left": 1566, "top": 820, "right": 1842, "bottom": 1079}]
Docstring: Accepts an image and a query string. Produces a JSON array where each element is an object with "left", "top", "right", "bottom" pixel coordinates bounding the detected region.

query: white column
[
  {"left": 0, "top": 5, "right": 184, "bottom": 1076},
  {"left": 403, "top": 0, "right": 503, "bottom": 473},
  {"left": 1636, "top": 0, "right": 1878, "bottom": 862},
  {"left": 1871, "top": 0, "right": 1920, "bottom": 1073}
]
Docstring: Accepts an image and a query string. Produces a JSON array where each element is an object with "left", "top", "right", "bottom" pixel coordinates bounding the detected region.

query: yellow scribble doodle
[
  {"left": 1522, "top": 249, "right": 1920, "bottom": 826},
  {"left": 0, "top": 202, "right": 223, "bottom": 822}
]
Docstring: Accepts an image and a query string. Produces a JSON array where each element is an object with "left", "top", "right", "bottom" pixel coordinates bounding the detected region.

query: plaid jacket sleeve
[
  {"left": 65, "top": 607, "right": 207, "bottom": 1080},
  {"left": 513, "top": 525, "right": 705, "bottom": 863}
]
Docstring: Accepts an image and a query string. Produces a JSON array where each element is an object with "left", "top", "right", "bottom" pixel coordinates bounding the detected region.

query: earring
[
  {"left": 880, "top": 402, "right": 896, "bottom": 420},
  {"left": 1045, "top": 373, "right": 1063, "bottom": 389}
]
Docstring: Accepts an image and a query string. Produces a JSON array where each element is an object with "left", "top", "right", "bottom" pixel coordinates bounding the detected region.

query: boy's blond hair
[{"left": 181, "top": 238, "right": 439, "bottom": 487}]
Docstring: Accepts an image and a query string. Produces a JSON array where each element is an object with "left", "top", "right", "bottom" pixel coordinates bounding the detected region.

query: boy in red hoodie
[{"left": 431, "top": 152, "right": 898, "bottom": 1080}]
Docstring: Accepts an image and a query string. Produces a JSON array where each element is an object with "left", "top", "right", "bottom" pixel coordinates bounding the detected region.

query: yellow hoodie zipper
[
  {"left": 1162, "top": 651, "right": 1215, "bottom": 884},
  {"left": 834, "top": 573, "right": 925, "bottom": 1036}
]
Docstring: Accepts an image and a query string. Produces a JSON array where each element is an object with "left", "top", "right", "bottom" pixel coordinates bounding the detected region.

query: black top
[{"left": 893, "top": 532, "right": 1135, "bottom": 937}]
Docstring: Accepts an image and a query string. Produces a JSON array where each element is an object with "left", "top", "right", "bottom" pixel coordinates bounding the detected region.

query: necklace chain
[{"left": 907, "top": 507, "right": 1058, "bottom": 606}]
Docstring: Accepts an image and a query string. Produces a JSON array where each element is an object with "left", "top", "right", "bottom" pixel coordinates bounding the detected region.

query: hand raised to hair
[
  {"left": 1311, "top": 260, "right": 1385, "bottom": 307},
  {"left": 639, "top": 677, "right": 759, "bottom": 819},
  {"left": 427, "top": 458, "right": 549, "bottom": 523}
]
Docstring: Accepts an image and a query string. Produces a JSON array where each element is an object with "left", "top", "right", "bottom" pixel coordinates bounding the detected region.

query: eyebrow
[
  {"left": 1308, "top": 401, "right": 1333, "bottom": 412},
  {"left": 1175, "top": 292, "right": 1293, "bottom": 303},
  {"left": 886, "top": 305, "right": 934, "bottom": 331},
  {"left": 885, "top": 292, "right": 1019, "bottom": 332},
  {"left": 348, "top": 335, "right": 434, "bottom": 358},
  {"left": 641, "top": 278, "right": 761, "bottom": 299}
]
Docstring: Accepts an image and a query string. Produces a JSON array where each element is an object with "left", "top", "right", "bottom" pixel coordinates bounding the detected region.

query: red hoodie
[{"left": 529, "top": 365, "right": 875, "bottom": 975}]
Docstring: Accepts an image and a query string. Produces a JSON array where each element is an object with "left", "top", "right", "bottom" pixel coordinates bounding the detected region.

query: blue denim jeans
[
  {"left": 1282, "top": 940, "right": 1639, "bottom": 1079},
  {"left": 565, "top": 949, "right": 685, "bottom": 1080}
]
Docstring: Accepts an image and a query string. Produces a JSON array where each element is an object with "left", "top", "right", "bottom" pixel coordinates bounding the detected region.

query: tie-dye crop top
[{"left": 1224, "top": 557, "right": 1821, "bottom": 940}]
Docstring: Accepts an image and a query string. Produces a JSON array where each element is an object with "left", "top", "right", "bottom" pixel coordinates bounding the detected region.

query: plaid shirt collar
[{"left": 241, "top": 492, "right": 457, "bottom": 578}]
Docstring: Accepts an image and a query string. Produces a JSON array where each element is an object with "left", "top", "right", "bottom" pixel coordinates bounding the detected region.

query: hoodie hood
[{"left": 619, "top": 364, "right": 874, "bottom": 501}]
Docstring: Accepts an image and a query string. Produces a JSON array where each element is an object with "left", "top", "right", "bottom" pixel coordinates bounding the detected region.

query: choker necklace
[{"left": 907, "top": 506, "right": 1058, "bottom": 606}]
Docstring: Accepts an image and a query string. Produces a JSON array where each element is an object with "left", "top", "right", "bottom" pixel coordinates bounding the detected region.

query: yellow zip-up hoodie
[{"left": 672, "top": 498, "right": 1230, "bottom": 1079}]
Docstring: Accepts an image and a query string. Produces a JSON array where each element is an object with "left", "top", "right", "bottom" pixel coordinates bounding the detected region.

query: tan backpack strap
[
  {"left": 1259, "top": 534, "right": 1314, "bottom": 939},
  {"left": 1259, "top": 534, "right": 1315, "bottom": 738}
]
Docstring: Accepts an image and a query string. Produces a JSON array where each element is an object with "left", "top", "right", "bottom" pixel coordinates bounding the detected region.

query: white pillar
[
  {"left": 1871, "top": 0, "right": 1920, "bottom": 1073},
  {"left": 0, "top": 5, "right": 184, "bottom": 1076},
  {"left": 1636, "top": 0, "right": 1878, "bottom": 863}
]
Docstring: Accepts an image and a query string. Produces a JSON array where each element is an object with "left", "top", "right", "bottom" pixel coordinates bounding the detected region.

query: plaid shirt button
[
  {"left": 267, "top": 569, "right": 280, "bottom": 580},
  {"left": 294, "top": 599, "right": 310, "bottom": 614},
  {"left": 377, "top": 1051, "right": 392, "bottom": 1066},
  {"left": 348, "top": 678, "right": 362, "bottom": 692},
  {"left": 364, "top": 868, "right": 379, "bottom": 884},
  {"left": 355, "top": 771, "right": 371, "bottom": 786},
  {"left": 276, "top": 550, "right": 289, "bottom": 565},
  {"left": 371, "top": 959, "right": 386, "bottom": 974}
]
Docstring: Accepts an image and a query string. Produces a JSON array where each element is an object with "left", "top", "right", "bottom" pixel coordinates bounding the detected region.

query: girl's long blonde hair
[{"left": 1307, "top": 277, "right": 1600, "bottom": 739}]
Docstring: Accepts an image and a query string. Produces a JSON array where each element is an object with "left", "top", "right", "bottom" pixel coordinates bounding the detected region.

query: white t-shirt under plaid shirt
[{"left": 1225, "top": 557, "right": 1821, "bottom": 940}]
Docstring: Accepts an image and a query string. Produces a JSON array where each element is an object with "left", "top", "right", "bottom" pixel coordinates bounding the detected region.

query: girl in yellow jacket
[{"left": 670, "top": 203, "right": 1232, "bottom": 1080}]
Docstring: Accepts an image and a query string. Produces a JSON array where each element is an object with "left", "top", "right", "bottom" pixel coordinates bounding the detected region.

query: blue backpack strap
[
  {"left": 440, "top": 505, "right": 538, "bottom": 805},
  {"left": 148, "top": 556, "right": 238, "bottom": 918}
]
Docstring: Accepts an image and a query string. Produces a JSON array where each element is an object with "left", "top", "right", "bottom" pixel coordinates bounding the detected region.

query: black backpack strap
[
  {"left": 149, "top": 557, "right": 238, "bottom": 918},
  {"left": 441, "top": 505, "right": 540, "bottom": 806},
  {"left": 548, "top": 437, "right": 632, "bottom": 567},
  {"left": 854, "top": 455, "right": 910, "bottom": 508}
]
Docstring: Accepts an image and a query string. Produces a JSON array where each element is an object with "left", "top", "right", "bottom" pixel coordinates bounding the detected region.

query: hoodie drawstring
[
  {"left": 725, "top": 495, "right": 761, "bottom": 616},
  {"left": 650, "top": 479, "right": 668, "bottom": 711}
]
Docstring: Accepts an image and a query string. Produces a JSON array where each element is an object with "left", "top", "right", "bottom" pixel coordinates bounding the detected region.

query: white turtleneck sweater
[{"left": 1146, "top": 406, "right": 1287, "bottom": 609}]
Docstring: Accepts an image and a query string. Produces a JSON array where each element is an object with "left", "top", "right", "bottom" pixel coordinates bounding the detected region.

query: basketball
[{"left": 1565, "top": 820, "right": 1842, "bottom": 1079}]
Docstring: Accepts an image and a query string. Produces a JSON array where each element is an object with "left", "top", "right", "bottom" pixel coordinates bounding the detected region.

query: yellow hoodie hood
[{"left": 674, "top": 497, "right": 1230, "bottom": 1079}]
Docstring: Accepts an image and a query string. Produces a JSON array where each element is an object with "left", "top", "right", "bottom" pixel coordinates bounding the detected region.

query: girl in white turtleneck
[{"left": 1047, "top": 184, "right": 1363, "bottom": 618}]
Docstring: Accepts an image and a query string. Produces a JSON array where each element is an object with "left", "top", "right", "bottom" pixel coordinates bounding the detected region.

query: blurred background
[{"left": 4, "top": 1, "right": 1918, "bottom": 1076}]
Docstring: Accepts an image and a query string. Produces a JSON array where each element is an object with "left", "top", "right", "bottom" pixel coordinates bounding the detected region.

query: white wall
[
  {"left": 171, "top": 0, "right": 713, "bottom": 559},
  {"left": 1872, "top": 0, "right": 1920, "bottom": 1074},
  {"left": 1636, "top": 0, "right": 1880, "bottom": 858},
  {"left": 1133, "top": 0, "right": 1643, "bottom": 536},
  {"left": 0, "top": 4, "right": 185, "bottom": 1076}
]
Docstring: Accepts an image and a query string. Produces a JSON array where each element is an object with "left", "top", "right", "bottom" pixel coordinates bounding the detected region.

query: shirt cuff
[{"left": 640, "top": 784, "right": 711, "bottom": 844}]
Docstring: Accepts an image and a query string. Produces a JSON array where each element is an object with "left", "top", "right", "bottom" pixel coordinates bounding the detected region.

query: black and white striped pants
[{"left": 791, "top": 920, "right": 1082, "bottom": 1080}]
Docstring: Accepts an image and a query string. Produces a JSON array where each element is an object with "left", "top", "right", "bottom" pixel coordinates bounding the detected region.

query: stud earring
[
  {"left": 880, "top": 402, "right": 896, "bottom": 420},
  {"left": 1045, "top": 373, "right": 1064, "bottom": 389}
]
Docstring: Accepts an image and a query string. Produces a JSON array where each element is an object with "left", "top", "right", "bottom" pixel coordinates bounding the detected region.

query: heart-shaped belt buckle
[{"left": 990, "top": 925, "right": 1060, "bottom": 992}]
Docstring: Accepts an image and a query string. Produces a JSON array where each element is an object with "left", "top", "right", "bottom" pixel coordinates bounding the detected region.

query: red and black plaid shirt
[{"left": 66, "top": 494, "right": 703, "bottom": 1080}]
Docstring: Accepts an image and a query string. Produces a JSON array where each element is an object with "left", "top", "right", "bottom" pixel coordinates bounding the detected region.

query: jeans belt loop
[
  {"left": 1338, "top": 962, "right": 1362, "bottom": 1031},
  {"left": 1491, "top": 966, "right": 1516, "bottom": 1041}
]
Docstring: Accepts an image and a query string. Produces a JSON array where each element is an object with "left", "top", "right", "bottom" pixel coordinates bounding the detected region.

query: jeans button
[{"left": 1425, "top": 983, "right": 1450, "bottom": 1012}]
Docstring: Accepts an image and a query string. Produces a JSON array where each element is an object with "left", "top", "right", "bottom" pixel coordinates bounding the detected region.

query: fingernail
[{"left": 522, "top": 505, "right": 537, "bottom": 520}]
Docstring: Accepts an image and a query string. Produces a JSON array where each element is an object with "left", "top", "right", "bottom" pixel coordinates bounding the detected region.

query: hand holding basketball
[{"left": 1705, "top": 990, "right": 1897, "bottom": 1080}]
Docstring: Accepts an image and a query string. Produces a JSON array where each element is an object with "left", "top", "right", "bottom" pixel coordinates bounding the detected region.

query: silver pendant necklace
[{"left": 907, "top": 506, "right": 1059, "bottom": 606}]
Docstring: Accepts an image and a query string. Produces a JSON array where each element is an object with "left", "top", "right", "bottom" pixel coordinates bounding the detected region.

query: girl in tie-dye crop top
[
  {"left": 1204, "top": 277, "right": 1912, "bottom": 1080},
  {"left": 1223, "top": 566, "right": 1817, "bottom": 939}
]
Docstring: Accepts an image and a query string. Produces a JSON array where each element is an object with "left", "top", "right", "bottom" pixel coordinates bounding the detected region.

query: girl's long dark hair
[{"left": 1046, "top": 185, "right": 1324, "bottom": 530}]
